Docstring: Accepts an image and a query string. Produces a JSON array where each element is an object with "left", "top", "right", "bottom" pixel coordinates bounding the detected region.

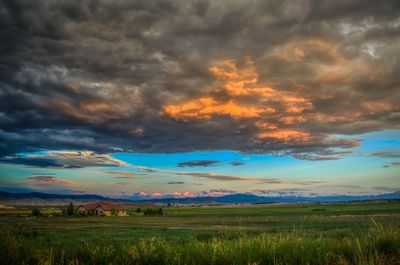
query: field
[{"left": 1, "top": 201, "right": 400, "bottom": 265}]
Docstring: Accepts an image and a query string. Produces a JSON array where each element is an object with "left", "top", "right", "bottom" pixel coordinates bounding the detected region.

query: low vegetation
[
  {"left": 66, "top": 202, "right": 75, "bottom": 216},
  {"left": 31, "top": 208, "right": 41, "bottom": 217},
  {"left": 0, "top": 222, "right": 399, "bottom": 265},
  {"left": 143, "top": 207, "right": 163, "bottom": 216},
  {"left": 0, "top": 201, "right": 399, "bottom": 264}
]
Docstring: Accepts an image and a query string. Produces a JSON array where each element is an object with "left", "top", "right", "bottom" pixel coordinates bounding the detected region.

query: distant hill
[
  {"left": 1, "top": 190, "right": 399, "bottom": 206},
  {"left": 0, "top": 191, "right": 129, "bottom": 206}
]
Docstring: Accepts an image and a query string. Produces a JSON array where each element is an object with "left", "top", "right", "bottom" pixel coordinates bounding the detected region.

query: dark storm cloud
[
  {"left": 1, "top": 0, "right": 400, "bottom": 160},
  {"left": 177, "top": 160, "right": 219, "bottom": 167},
  {"left": 0, "top": 157, "right": 64, "bottom": 168}
]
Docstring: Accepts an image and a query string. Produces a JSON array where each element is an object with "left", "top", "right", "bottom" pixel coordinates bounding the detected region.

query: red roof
[{"left": 78, "top": 202, "right": 125, "bottom": 211}]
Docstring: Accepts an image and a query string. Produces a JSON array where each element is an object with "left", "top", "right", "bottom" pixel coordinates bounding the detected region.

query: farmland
[{"left": 1, "top": 201, "right": 400, "bottom": 265}]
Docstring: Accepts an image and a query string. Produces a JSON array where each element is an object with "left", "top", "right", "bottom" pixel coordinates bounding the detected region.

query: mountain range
[
  {"left": 0, "top": 191, "right": 129, "bottom": 206},
  {"left": 133, "top": 192, "right": 400, "bottom": 204},
  {"left": 1, "top": 190, "right": 399, "bottom": 206}
]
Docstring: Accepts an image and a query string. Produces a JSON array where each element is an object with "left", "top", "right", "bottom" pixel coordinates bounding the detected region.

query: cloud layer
[
  {"left": 1, "top": 0, "right": 400, "bottom": 160},
  {"left": 0, "top": 151, "right": 125, "bottom": 168}
]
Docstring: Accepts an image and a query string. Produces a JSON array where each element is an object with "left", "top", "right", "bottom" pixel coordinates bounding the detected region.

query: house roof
[{"left": 78, "top": 202, "right": 126, "bottom": 211}]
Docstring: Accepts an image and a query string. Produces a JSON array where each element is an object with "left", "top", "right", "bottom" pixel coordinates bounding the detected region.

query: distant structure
[{"left": 75, "top": 202, "right": 128, "bottom": 216}]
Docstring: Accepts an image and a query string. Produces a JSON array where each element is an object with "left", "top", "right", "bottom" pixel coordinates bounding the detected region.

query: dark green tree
[
  {"left": 135, "top": 207, "right": 141, "bottom": 213},
  {"left": 143, "top": 208, "right": 163, "bottom": 215},
  {"left": 111, "top": 207, "right": 117, "bottom": 216},
  {"left": 66, "top": 202, "right": 75, "bottom": 216},
  {"left": 32, "top": 208, "right": 41, "bottom": 216}
]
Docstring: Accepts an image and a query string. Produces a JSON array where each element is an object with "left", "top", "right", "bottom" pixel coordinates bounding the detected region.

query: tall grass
[{"left": 0, "top": 222, "right": 399, "bottom": 265}]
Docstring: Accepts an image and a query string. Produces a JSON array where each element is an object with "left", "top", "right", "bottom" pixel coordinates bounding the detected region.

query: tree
[
  {"left": 111, "top": 207, "right": 117, "bottom": 216},
  {"left": 143, "top": 208, "right": 163, "bottom": 216},
  {"left": 32, "top": 208, "right": 41, "bottom": 217},
  {"left": 135, "top": 207, "right": 141, "bottom": 213},
  {"left": 66, "top": 202, "right": 75, "bottom": 216}
]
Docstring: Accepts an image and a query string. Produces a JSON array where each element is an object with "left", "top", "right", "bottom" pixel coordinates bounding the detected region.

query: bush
[
  {"left": 111, "top": 208, "right": 117, "bottom": 216},
  {"left": 31, "top": 208, "right": 41, "bottom": 217},
  {"left": 143, "top": 208, "right": 163, "bottom": 216},
  {"left": 66, "top": 202, "right": 75, "bottom": 216}
]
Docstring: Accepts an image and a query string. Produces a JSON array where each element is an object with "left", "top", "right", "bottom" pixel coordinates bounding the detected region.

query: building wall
[
  {"left": 103, "top": 210, "right": 112, "bottom": 216},
  {"left": 76, "top": 207, "right": 87, "bottom": 215},
  {"left": 76, "top": 205, "right": 128, "bottom": 216},
  {"left": 117, "top": 210, "right": 128, "bottom": 216}
]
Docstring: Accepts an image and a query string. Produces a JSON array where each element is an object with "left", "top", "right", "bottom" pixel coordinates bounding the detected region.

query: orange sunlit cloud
[
  {"left": 163, "top": 58, "right": 314, "bottom": 143},
  {"left": 164, "top": 97, "right": 268, "bottom": 120},
  {"left": 163, "top": 59, "right": 312, "bottom": 122},
  {"left": 172, "top": 191, "right": 196, "bottom": 198},
  {"left": 256, "top": 129, "right": 311, "bottom": 143}
]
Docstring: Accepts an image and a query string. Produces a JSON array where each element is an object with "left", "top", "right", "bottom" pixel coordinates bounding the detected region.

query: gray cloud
[
  {"left": 27, "top": 175, "right": 76, "bottom": 186},
  {"left": 334, "top": 184, "right": 363, "bottom": 189},
  {"left": 136, "top": 165, "right": 293, "bottom": 184},
  {"left": 200, "top": 189, "right": 237, "bottom": 196},
  {"left": 1, "top": 151, "right": 125, "bottom": 168},
  {"left": 114, "top": 182, "right": 131, "bottom": 185},
  {"left": 298, "top": 180, "right": 325, "bottom": 185},
  {"left": 253, "top": 188, "right": 310, "bottom": 196},
  {"left": 103, "top": 171, "right": 145, "bottom": 178},
  {"left": 373, "top": 151, "right": 400, "bottom": 158},
  {"left": 31, "top": 172, "right": 57, "bottom": 176},
  {"left": 383, "top": 162, "right": 400, "bottom": 168},
  {"left": 167, "top": 181, "right": 185, "bottom": 184},
  {"left": 230, "top": 161, "right": 245, "bottom": 166},
  {"left": 373, "top": 186, "right": 400, "bottom": 192},
  {"left": 0, "top": 157, "right": 64, "bottom": 168},
  {"left": 177, "top": 160, "right": 219, "bottom": 167},
  {"left": 1, "top": 0, "right": 399, "bottom": 160}
]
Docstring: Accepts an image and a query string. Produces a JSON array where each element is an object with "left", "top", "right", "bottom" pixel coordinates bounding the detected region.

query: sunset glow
[{"left": 0, "top": 0, "right": 399, "bottom": 199}]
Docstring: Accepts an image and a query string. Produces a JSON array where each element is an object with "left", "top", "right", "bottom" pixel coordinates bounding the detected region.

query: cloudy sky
[{"left": 0, "top": 0, "right": 399, "bottom": 199}]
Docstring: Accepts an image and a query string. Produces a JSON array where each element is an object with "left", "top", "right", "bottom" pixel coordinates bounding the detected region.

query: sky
[{"left": 0, "top": 0, "right": 399, "bottom": 199}]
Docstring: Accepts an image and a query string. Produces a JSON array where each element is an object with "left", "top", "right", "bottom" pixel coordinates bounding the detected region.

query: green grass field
[{"left": 1, "top": 201, "right": 400, "bottom": 265}]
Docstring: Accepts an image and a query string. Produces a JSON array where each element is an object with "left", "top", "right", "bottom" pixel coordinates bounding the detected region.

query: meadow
[{"left": 0, "top": 201, "right": 399, "bottom": 265}]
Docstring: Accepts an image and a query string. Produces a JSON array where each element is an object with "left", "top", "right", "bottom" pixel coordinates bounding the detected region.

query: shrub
[
  {"left": 111, "top": 208, "right": 117, "bottom": 216},
  {"left": 31, "top": 208, "right": 41, "bottom": 217},
  {"left": 66, "top": 202, "right": 75, "bottom": 216},
  {"left": 143, "top": 208, "right": 163, "bottom": 215}
]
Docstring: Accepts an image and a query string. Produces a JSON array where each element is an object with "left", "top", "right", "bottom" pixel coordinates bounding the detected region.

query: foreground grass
[
  {"left": 1, "top": 221, "right": 399, "bottom": 265},
  {"left": 1, "top": 202, "right": 399, "bottom": 264}
]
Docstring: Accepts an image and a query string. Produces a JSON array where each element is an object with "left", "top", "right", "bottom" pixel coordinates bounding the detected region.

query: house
[{"left": 75, "top": 202, "right": 128, "bottom": 216}]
